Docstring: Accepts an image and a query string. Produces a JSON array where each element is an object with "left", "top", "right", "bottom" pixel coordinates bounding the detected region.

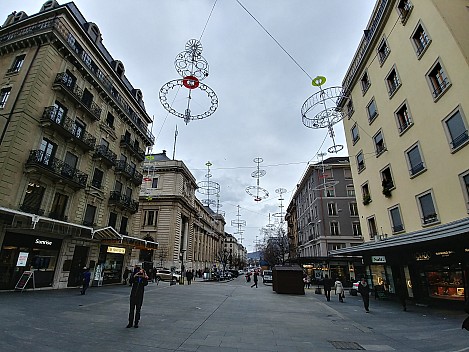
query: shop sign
[
  {"left": 35, "top": 238, "right": 52, "bottom": 246},
  {"left": 415, "top": 252, "right": 431, "bottom": 261},
  {"left": 16, "top": 252, "right": 29, "bottom": 267},
  {"left": 371, "top": 256, "right": 386, "bottom": 263},
  {"left": 107, "top": 246, "right": 126, "bottom": 254},
  {"left": 435, "top": 250, "right": 455, "bottom": 257}
]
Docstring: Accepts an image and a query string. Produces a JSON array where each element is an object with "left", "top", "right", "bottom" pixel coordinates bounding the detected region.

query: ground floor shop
[{"left": 330, "top": 217, "right": 469, "bottom": 306}]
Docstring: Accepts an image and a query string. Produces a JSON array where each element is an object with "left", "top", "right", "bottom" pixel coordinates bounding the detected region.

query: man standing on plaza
[
  {"left": 127, "top": 267, "right": 148, "bottom": 328},
  {"left": 323, "top": 274, "right": 333, "bottom": 301},
  {"left": 358, "top": 277, "right": 370, "bottom": 313}
]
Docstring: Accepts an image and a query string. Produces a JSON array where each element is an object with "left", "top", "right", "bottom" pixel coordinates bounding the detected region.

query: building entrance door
[{"left": 67, "top": 246, "right": 89, "bottom": 287}]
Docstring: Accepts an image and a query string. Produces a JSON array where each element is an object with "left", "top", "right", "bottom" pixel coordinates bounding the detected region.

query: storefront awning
[
  {"left": 92, "top": 226, "right": 158, "bottom": 250},
  {"left": 330, "top": 217, "right": 469, "bottom": 256}
]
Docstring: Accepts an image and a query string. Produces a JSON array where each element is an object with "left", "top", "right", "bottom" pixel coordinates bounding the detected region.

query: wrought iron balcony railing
[
  {"left": 53, "top": 73, "right": 102, "bottom": 121},
  {"left": 26, "top": 150, "right": 88, "bottom": 189},
  {"left": 109, "top": 190, "right": 139, "bottom": 213},
  {"left": 93, "top": 145, "right": 117, "bottom": 167},
  {"left": 19, "top": 204, "right": 44, "bottom": 216},
  {"left": 42, "top": 106, "right": 96, "bottom": 151},
  {"left": 115, "top": 160, "right": 143, "bottom": 185},
  {"left": 120, "top": 135, "right": 145, "bottom": 161}
]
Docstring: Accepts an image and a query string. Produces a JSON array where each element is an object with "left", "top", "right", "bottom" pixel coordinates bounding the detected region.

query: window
[
  {"left": 427, "top": 60, "right": 450, "bottom": 100},
  {"left": 395, "top": 102, "right": 412, "bottom": 134},
  {"left": 83, "top": 204, "right": 96, "bottom": 226},
  {"left": 417, "top": 191, "right": 438, "bottom": 225},
  {"left": 362, "top": 183, "right": 371, "bottom": 205},
  {"left": 412, "top": 23, "right": 430, "bottom": 57},
  {"left": 397, "top": 0, "right": 413, "bottom": 23},
  {"left": 52, "top": 101, "right": 67, "bottom": 124},
  {"left": 120, "top": 216, "right": 128, "bottom": 235},
  {"left": 360, "top": 72, "right": 371, "bottom": 94},
  {"left": 144, "top": 210, "right": 158, "bottom": 226},
  {"left": 324, "top": 187, "right": 335, "bottom": 197},
  {"left": 115, "top": 180, "right": 123, "bottom": 193},
  {"left": 330, "top": 221, "right": 340, "bottom": 236},
  {"left": 386, "top": 67, "right": 401, "bottom": 97},
  {"left": 346, "top": 185, "right": 355, "bottom": 197},
  {"left": 381, "top": 166, "right": 395, "bottom": 193},
  {"left": 356, "top": 151, "right": 365, "bottom": 172},
  {"left": 101, "top": 138, "right": 109, "bottom": 148},
  {"left": 344, "top": 169, "right": 352, "bottom": 179},
  {"left": 374, "top": 130, "right": 386, "bottom": 156},
  {"left": 367, "top": 216, "right": 378, "bottom": 239},
  {"left": 39, "top": 138, "right": 57, "bottom": 166},
  {"left": 151, "top": 178, "right": 158, "bottom": 188},
  {"left": 106, "top": 112, "right": 115, "bottom": 129},
  {"left": 108, "top": 212, "right": 118, "bottom": 229},
  {"left": 351, "top": 124, "right": 360, "bottom": 144},
  {"left": 406, "top": 143, "right": 426, "bottom": 176},
  {"left": 50, "top": 192, "right": 68, "bottom": 221},
  {"left": 367, "top": 99, "right": 378, "bottom": 123},
  {"left": 352, "top": 222, "right": 362, "bottom": 237},
  {"left": 62, "top": 152, "right": 78, "bottom": 179},
  {"left": 377, "top": 38, "right": 390, "bottom": 65},
  {"left": 92, "top": 168, "right": 104, "bottom": 188},
  {"left": 460, "top": 171, "right": 469, "bottom": 210},
  {"left": 444, "top": 108, "right": 469, "bottom": 150},
  {"left": 63, "top": 70, "right": 76, "bottom": 89},
  {"left": 389, "top": 206, "right": 404, "bottom": 233},
  {"left": 72, "top": 118, "right": 86, "bottom": 139},
  {"left": 327, "top": 203, "right": 337, "bottom": 216},
  {"left": 21, "top": 183, "right": 45, "bottom": 215},
  {"left": 8, "top": 54, "right": 26, "bottom": 73},
  {"left": 0, "top": 87, "right": 12, "bottom": 108},
  {"left": 82, "top": 88, "right": 93, "bottom": 108},
  {"left": 349, "top": 202, "right": 359, "bottom": 216},
  {"left": 346, "top": 100, "right": 354, "bottom": 118}
]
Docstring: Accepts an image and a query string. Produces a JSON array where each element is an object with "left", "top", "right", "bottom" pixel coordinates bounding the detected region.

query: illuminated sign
[
  {"left": 415, "top": 252, "right": 431, "bottom": 261},
  {"left": 435, "top": 250, "right": 454, "bottom": 257},
  {"left": 107, "top": 246, "right": 126, "bottom": 254},
  {"left": 371, "top": 256, "right": 386, "bottom": 263},
  {"left": 35, "top": 238, "right": 52, "bottom": 246}
]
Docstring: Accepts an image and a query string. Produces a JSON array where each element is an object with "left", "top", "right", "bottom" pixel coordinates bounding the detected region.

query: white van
[{"left": 262, "top": 270, "right": 273, "bottom": 283}]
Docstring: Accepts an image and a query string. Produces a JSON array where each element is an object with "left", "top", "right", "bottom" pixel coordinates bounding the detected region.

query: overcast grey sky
[{"left": 1, "top": 0, "right": 376, "bottom": 252}]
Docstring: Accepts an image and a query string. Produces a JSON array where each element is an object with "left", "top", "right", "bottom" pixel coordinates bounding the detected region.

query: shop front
[
  {"left": 95, "top": 245, "right": 126, "bottom": 285},
  {"left": 0, "top": 232, "right": 62, "bottom": 290},
  {"left": 330, "top": 217, "right": 469, "bottom": 306}
]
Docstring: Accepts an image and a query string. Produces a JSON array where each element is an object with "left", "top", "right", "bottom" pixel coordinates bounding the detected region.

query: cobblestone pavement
[{"left": 1, "top": 277, "right": 468, "bottom": 352}]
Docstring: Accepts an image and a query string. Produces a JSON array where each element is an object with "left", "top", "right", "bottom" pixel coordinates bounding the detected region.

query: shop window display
[{"left": 426, "top": 270, "right": 464, "bottom": 300}]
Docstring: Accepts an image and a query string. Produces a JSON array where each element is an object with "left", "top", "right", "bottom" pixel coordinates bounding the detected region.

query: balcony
[
  {"left": 108, "top": 190, "right": 139, "bottom": 214},
  {"left": 41, "top": 107, "right": 96, "bottom": 151},
  {"left": 53, "top": 73, "right": 102, "bottom": 121},
  {"left": 120, "top": 135, "right": 145, "bottom": 161},
  {"left": 25, "top": 150, "right": 88, "bottom": 190},
  {"left": 19, "top": 204, "right": 44, "bottom": 216},
  {"left": 48, "top": 211, "right": 68, "bottom": 222},
  {"left": 115, "top": 160, "right": 143, "bottom": 185},
  {"left": 93, "top": 145, "right": 117, "bottom": 167}
]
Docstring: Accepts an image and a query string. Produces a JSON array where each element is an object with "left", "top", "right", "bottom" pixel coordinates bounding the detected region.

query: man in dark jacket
[
  {"left": 358, "top": 277, "right": 370, "bottom": 313},
  {"left": 127, "top": 267, "right": 148, "bottom": 328},
  {"left": 250, "top": 270, "right": 259, "bottom": 288},
  {"left": 80, "top": 267, "right": 91, "bottom": 295},
  {"left": 323, "top": 274, "right": 333, "bottom": 301}
]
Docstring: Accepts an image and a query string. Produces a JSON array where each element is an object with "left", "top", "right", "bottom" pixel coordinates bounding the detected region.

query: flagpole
[{"left": 172, "top": 125, "right": 178, "bottom": 160}]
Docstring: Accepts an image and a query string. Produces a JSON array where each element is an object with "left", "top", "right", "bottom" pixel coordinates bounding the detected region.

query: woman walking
[{"left": 334, "top": 278, "right": 344, "bottom": 302}]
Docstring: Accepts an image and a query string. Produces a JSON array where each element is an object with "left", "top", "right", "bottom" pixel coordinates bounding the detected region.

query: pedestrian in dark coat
[
  {"left": 251, "top": 270, "right": 259, "bottom": 288},
  {"left": 127, "top": 267, "right": 148, "bottom": 328},
  {"left": 186, "top": 270, "right": 193, "bottom": 285},
  {"left": 323, "top": 274, "right": 333, "bottom": 301},
  {"left": 123, "top": 267, "right": 131, "bottom": 285},
  {"left": 80, "top": 267, "right": 91, "bottom": 295},
  {"left": 358, "top": 277, "right": 370, "bottom": 313}
]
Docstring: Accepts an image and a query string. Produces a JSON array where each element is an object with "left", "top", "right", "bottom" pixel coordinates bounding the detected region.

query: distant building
[
  {"left": 0, "top": 1, "right": 155, "bottom": 290},
  {"left": 333, "top": 0, "right": 469, "bottom": 304},
  {"left": 138, "top": 151, "right": 227, "bottom": 273}
]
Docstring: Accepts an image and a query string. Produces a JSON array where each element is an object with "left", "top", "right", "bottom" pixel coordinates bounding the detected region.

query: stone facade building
[{"left": 0, "top": 1, "right": 155, "bottom": 290}]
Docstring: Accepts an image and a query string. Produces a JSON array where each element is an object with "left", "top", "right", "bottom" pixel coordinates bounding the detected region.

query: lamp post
[{"left": 180, "top": 249, "right": 186, "bottom": 285}]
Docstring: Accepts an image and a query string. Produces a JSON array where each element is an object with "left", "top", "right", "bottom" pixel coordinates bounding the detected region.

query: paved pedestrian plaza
[{"left": 1, "top": 277, "right": 468, "bottom": 351}]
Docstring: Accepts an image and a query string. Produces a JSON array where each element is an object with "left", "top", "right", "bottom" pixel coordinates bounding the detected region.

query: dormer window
[
  {"left": 40, "top": 0, "right": 59, "bottom": 12},
  {"left": 113, "top": 61, "right": 125, "bottom": 77}
]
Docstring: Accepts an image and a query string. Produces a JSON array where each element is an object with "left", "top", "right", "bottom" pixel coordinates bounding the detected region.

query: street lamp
[{"left": 179, "top": 249, "right": 186, "bottom": 285}]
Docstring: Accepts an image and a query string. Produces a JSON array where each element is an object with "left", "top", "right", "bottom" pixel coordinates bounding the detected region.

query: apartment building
[
  {"left": 138, "top": 151, "right": 226, "bottom": 274},
  {"left": 0, "top": 1, "right": 155, "bottom": 290},
  {"left": 287, "top": 157, "right": 363, "bottom": 282},
  {"left": 333, "top": 0, "right": 469, "bottom": 304}
]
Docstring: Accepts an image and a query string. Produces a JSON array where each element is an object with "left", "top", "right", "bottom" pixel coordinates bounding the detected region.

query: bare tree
[{"left": 261, "top": 226, "right": 289, "bottom": 267}]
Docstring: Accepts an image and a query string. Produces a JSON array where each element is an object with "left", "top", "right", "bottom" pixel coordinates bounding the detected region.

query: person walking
[
  {"left": 334, "top": 277, "right": 344, "bottom": 302},
  {"left": 251, "top": 270, "right": 259, "bottom": 288},
  {"left": 358, "top": 277, "right": 370, "bottom": 313},
  {"left": 323, "top": 274, "right": 333, "bottom": 301},
  {"left": 80, "top": 267, "right": 91, "bottom": 295},
  {"left": 123, "top": 267, "right": 131, "bottom": 285},
  {"left": 186, "top": 269, "right": 193, "bottom": 285},
  {"left": 127, "top": 267, "right": 148, "bottom": 328}
]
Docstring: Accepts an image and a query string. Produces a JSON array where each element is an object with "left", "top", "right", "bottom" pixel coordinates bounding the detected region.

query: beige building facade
[
  {"left": 333, "top": 0, "right": 469, "bottom": 304},
  {"left": 139, "top": 151, "right": 227, "bottom": 274},
  {"left": 0, "top": 1, "right": 155, "bottom": 290}
]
